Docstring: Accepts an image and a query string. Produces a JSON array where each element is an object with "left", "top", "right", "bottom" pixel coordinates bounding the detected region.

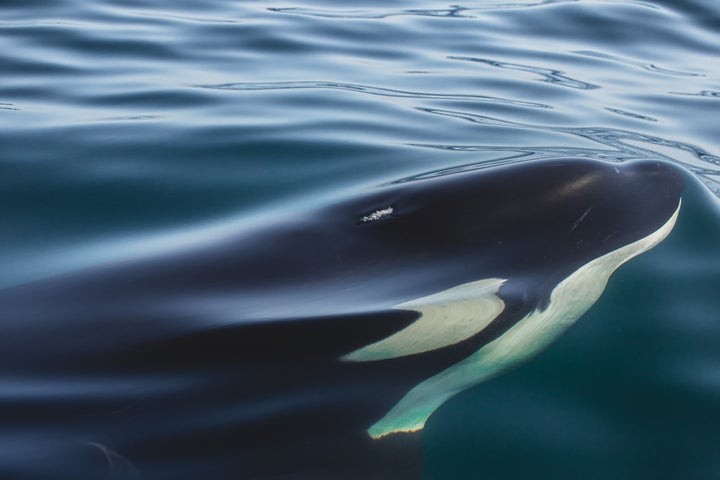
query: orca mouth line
[{"left": 348, "top": 198, "right": 682, "bottom": 440}]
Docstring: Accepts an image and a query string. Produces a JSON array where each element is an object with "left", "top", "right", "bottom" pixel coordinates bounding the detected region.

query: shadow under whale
[{"left": 0, "top": 158, "right": 684, "bottom": 479}]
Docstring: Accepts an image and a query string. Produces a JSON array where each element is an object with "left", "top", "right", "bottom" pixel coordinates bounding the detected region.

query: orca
[{"left": 0, "top": 158, "right": 684, "bottom": 479}]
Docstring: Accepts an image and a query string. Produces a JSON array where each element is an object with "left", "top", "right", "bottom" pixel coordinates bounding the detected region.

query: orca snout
[{"left": 625, "top": 160, "right": 686, "bottom": 199}]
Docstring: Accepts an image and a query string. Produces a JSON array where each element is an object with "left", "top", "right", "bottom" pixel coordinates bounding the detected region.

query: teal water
[
  {"left": 2, "top": 0, "right": 720, "bottom": 479},
  {"left": 426, "top": 176, "right": 720, "bottom": 479}
]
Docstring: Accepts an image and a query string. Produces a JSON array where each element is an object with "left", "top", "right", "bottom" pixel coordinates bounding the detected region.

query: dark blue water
[{"left": 2, "top": 0, "right": 720, "bottom": 479}]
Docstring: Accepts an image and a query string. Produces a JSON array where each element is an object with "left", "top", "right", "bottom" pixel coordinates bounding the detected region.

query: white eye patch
[{"left": 343, "top": 278, "right": 506, "bottom": 362}]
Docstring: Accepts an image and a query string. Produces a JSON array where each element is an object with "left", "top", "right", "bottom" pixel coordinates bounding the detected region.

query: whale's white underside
[
  {"left": 343, "top": 278, "right": 506, "bottom": 362},
  {"left": 345, "top": 200, "right": 681, "bottom": 439}
]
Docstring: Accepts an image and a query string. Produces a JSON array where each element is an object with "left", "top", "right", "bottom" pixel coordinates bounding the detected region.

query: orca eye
[{"left": 359, "top": 206, "right": 394, "bottom": 223}]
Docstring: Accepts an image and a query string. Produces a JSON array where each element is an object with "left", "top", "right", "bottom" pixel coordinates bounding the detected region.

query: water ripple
[
  {"left": 268, "top": 1, "right": 661, "bottom": 19},
  {"left": 268, "top": 2, "right": 556, "bottom": 19},
  {"left": 574, "top": 50, "right": 704, "bottom": 77},
  {"left": 194, "top": 81, "right": 550, "bottom": 108},
  {"left": 449, "top": 56, "right": 600, "bottom": 90},
  {"left": 125, "top": 11, "right": 244, "bottom": 25},
  {"left": 269, "top": 6, "right": 478, "bottom": 19},
  {"left": 670, "top": 90, "right": 720, "bottom": 98},
  {"left": 416, "top": 107, "right": 720, "bottom": 193},
  {"left": 604, "top": 107, "right": 657, "bottom": 122}
]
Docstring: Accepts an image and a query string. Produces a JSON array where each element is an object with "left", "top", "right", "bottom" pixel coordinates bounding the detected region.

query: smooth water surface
[{"left": 2, "top": 0, "right": 720, "bottom": 479}]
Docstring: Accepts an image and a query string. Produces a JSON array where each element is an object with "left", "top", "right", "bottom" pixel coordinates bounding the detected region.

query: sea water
[{"left": 1, "top": 0, "right": 719, "bottom": 478}]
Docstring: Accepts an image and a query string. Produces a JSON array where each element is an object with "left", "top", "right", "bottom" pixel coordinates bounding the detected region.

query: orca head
[
  {"left": 344, "top": 159, "right": 686, "bottom": 439},
  {"left": 346, "top": 158, "right": 684, "bottom": 305},
  {"left": 505, "top": 159, "right": 686, "bottom": 302}
]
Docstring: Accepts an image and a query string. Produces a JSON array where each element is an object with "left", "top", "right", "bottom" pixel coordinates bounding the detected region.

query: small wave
[
  {"left": 193, "top": 81, "right": 550, "bottom": 108},
  {"left": 574, "top": 50, "right": 704, "bottom": 77},
  {"left": 415, "top": 107, "right": 720, "bottom": 194},
  {"left": 604, "top": 107, "right": 657, "bottom": 122},
  {"left": 669, "top": 90, "right": 720, "bottom": 98},
  {"left": 125, "top": 10, "right": 244, "bottom": 25},
  {"left": 267, "top": 1, "right": 661, "bottom": 19},
  {"left": 449, "top": 56, "right": 600, "bottom": 90},
  {"left": 92, "top": 114, "right": 161, "bottom": 122}
]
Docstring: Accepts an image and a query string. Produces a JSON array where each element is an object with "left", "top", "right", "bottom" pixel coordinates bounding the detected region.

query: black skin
[{"left": 0, "top": 159, "right": 684, "bottom": 479}]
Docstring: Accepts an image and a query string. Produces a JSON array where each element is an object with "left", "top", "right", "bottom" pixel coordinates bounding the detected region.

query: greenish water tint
[{"left": 425, "top": 173, "right": 720, "bottom": 479}]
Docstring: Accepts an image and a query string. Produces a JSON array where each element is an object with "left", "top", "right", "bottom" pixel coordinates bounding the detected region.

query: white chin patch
[
  {"left": 365, "top": 200, "right": 681, "bottom": 439},
  {"left": 342, "top": 278, "right": 506, "bottom": 362}
]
